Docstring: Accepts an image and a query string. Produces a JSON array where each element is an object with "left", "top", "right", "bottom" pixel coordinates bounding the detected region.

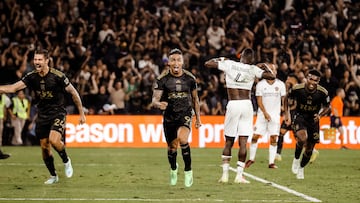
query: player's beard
[{"left": 34, "top": 64, "right": 46, "bottom": 75}]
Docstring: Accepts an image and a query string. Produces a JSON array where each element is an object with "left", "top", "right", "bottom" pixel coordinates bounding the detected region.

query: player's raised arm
[{"left": 0, "top": 80, "right": 27, "bottom": 94}]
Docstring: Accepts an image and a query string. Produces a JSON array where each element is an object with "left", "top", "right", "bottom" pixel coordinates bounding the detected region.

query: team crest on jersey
[
  {"left": 307, "top": 96, "right": 312, "bottom": 104},
  {"left": 275, "top": 87, "right": 279, "bottom": 91}
]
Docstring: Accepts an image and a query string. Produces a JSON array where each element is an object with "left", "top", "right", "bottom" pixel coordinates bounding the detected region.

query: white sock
[
  {"left": 249, "top": 143, "right": 258, "bottom": 161},
  {"left": 222, "top": 163, "right": 230, "bottom": 173},
  {"left": 236, "top": 161, "right": 245, "bottom": 177},
  {"left": 269, "top": 145, "right": 277, "bottom": 164}
]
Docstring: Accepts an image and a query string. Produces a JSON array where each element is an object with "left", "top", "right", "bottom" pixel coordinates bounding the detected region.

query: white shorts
[
  {"left": 253, "top": 115, "right": 280, "bottom": 136},
  {"left": 224, "top": 100, "right": 254, "bottom": 137}
]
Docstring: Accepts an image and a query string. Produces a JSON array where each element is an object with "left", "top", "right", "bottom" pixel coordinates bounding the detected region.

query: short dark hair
[
  {"left": 287, "top": 73, "right": 300, "bottom": 82},
  {"left": 169, "top": 48, "right": 182, "bottom": 56},
  {"left": 307, "top": 69, "right": 321, "bottom": 77},
  {"left": 34, "top": 49, "right": 50, "bottom": 59},
  {"left": 242, "top": 48, "right": 254, "bottom": 58}
]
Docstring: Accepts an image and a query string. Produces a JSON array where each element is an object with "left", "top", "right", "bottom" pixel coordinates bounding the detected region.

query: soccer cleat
[
  {"left": 218, "top": 172, "right": 229, "bottom": 183},
  {"left": 309, "top": 149, "right": 319, "bottom": 163},
  {"left": 0, "top": 153, "right": 10, "bottom": 159},
  {"left": 64, "top": 157, "right": 73, "bottom": 178},
  {"left": 184, "top": 170, "right": 193, "bottom": 187},
  {"left": 268, "top": 163, "right": 278, "bottom": 169},
  {"left": 44, "top": 175, "right": 59, "bottom": 184},
  {"left": 234, "top": 175, "right": 250, "bottom": 184},
  {"left": 169, "top": 164, "right": 178, "bottom": 186},
  {"left": 275, "top": 153, "right": 282, "bottom": 161},
  {"left": 292, "top": 158, "right": 300, "bottom": 174},
  {"left": 296, "top": 167, "right": 304, "bottom": 179},
  {"left": 245, "top": 160, "right": 255, "bottom": 168}
]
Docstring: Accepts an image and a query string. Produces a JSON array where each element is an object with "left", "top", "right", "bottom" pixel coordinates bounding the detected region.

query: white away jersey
[
  {"left": 218, "top": 60, "right": 264, "bottom": 90},
  {"left": 255, "top": 79, "right": 286, "bottom": 118}
]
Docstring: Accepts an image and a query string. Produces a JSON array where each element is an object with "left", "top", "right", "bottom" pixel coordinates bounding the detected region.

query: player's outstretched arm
[{"left": 0, "top": 80, "right": 26, "bottom": 94}]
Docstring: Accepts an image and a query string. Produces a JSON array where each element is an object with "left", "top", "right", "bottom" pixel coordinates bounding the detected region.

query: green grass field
[{"left": 0, "top": 146, "right": 359, "bottom": 203}]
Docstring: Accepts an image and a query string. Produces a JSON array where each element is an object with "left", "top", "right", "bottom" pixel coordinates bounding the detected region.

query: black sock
[
  {"left": 44, "top": 156, "right": 57, "bottom": 176},
  {"left": 300, "top": 151, "right": 312, "bottom": 167},
  {"left": 168, "top": 150, "right": 177, "bottom": 170},
  {"left": 277, "top": 135, "right": 284, "bottom": 154},
  {"left": 294, "top": 142, "right": 303, "bottom": 159},
  {"left": 55, "top": 147, "right": 69, "bottom": 163},
  {"left": 181, "top": 143, "right": 191, "bottom": 171}
]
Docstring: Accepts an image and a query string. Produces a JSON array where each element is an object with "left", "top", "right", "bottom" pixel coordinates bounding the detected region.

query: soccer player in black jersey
[
  {"left": 285, "top": 69, "right": 330, "bottom": 179},
  {"left": 0, "top": 49, "right": 86, "bottom": 184},
  {"left": 152, "top": 48, "right": 201, "bottom": 187}
]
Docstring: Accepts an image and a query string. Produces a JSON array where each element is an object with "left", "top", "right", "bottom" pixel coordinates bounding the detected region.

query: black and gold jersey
[
  {"left": 22, "top": 68, "right": 70, "bottom": 120},
  {"left": 154, "top": 69, "right": 197, "bottom": 116},
  {"left": 288, "top": 83, "right": 330, "bottom": 120}
]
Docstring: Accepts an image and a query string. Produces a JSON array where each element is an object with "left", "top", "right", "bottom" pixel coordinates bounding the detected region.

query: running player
[
  {"left": 286, "top": 69, "right": 330, "bottom": 179},
  {"left": 152, "top": 48, "right": 202, "bottom": 187},
  {"left": 0, "top": 49, "right": 86, "bottom": 184}
]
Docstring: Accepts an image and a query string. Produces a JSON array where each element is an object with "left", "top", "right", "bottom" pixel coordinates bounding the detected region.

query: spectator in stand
[
  {"left": 98, "top": 23, "right": 116, "bottom": 44},
  {"left": 9, "top": 90, "right": 30, "bottom": 146},
  {"left": 107, "top": 72, "right": 128, "bottom": 114},
  {"left": 0, "top": 93, "right": 11, "bottom": 146},
  {"left": 206, "top": 18, "right": 225, "bottom": 53},
  {"left": 0, "top": 0, "right": 359, "bottom": 116},
  {"left": 320, "top": 67, "right": 339, "bottom": 99}
]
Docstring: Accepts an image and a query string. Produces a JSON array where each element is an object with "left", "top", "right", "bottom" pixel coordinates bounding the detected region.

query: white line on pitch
[
  {"left": 0, "top": 198, "right": 224, "bottom": 202},
  {"left": 229, "top": 167, "right": 322, "bottom": 202}
]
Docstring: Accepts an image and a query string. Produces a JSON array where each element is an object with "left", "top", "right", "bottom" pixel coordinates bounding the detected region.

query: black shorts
[
  {"left": 292, "top": 113, "right": 320, "bottom": 143},
  {"left": 35, "top": 114, "right": 66, "bottom": 140},
  {"left": 163, "top": 112, "right": 193, "bottom": 145},
  {"left": 330, "top": 115, "right": 342, "bottom": 128}
]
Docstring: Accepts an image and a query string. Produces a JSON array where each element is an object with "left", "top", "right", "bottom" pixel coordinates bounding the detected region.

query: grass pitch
[{"left": 0, "top": 146, "right": 359, "bottom": 203}]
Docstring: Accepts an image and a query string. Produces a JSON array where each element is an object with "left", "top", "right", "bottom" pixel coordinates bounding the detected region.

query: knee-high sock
[
  {"left": 277, "top": 135, "right": 284, "bottom": 154},
  {"left": 167, "top": 150, "right": 177, "bottom": 170},
  {"left": 181, "top": 143, "right": 191, "bottom": 171},
  {"left": 249, "top": 142, "right": 258, "bottom": 161},
  {"left": 55, "top": 147, "right": 69, "bottom": 163},
  {"left": 269, "top": 144, "right": 277, "bottom": 164},
  {"left": 294, "top": 142, "right": 303, "bottom": 159},
  {"left": 301, "top": 150, "right": 312, "bottom": 167},
  {"left": 44, "top": 155, "right": 57, "bottom": 176},
  {"left": 236, "top": 161, "right": 245, "bottom": 177}
]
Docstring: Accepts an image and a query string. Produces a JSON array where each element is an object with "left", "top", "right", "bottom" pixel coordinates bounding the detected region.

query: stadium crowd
[{"left": 0, "top": 0, "right": 359, "bottom": 144}]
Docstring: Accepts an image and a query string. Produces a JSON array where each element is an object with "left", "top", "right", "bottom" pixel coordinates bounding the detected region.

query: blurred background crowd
[{"left": 0, "top": 0, "right": 359, "bottom": 144}]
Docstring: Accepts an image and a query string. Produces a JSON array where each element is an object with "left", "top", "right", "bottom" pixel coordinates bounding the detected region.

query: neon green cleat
[
  {"left": 310, "top": 149, "right": 319, "bottom": 163},
  {"left": 184, "top": 170, "right": 193, "bottom": 187},
  {"left": 169, "top": 164, "right": 178, "bottom": 186}
]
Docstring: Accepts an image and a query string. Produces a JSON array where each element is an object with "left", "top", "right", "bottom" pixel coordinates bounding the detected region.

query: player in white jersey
[
  {"left": 205, "top": 48, "right": 275, "bottom": 184},
  {"left": 245, "top": 63, "right": 286, "bottom": 169}
]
